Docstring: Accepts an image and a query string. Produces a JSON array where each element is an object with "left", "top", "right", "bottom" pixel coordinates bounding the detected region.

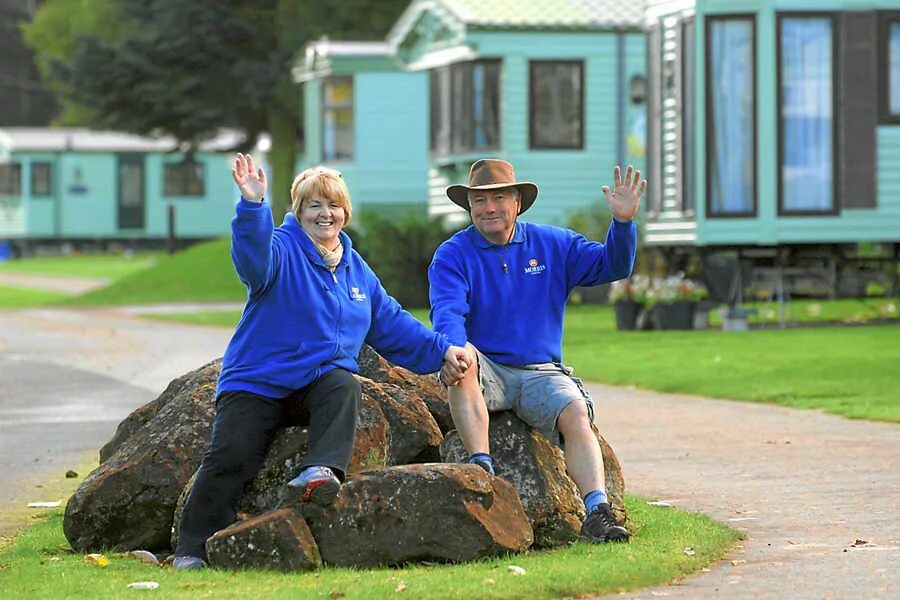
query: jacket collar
[
  {"left": 470, "top": 221, "right": 527, "bottom": 249},
  {"left": 282, "top": 212, "right": 353, "bottom": 269}
]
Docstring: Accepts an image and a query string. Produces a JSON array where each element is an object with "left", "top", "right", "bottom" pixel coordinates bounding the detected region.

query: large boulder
[
  {"left": 440, "top": 411, "right": 627, "bottom": 547},
  {"left": 301, "top": 463, "right": 533, "bottom": 567},
  {"left": 206, "top": 508, "right": 321, "bottom": 572},
  {"left": 171, "top": 375, "right": 443, "bottom": 548},
  {"left": 64, "top": 360, "right": 220, "bottom": 552},
  {"left": 357, "top": 345, "right": 453, "bottom": 433}
]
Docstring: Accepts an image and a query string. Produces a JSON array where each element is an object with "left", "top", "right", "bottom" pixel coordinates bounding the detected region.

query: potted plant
[
  {"left": 651, "top": 274, "right": 707, "bottom": 330},
  {"left": 609, "top": 275, "right": 649, "bottom": 330}
]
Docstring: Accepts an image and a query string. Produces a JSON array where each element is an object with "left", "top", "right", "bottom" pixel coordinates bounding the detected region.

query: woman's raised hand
[{"left": 232, "top": 153, "right": 267, "bottom": 202}]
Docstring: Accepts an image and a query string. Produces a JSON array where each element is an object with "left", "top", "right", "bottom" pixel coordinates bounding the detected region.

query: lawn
[
  {"left": 0, "top": 496, "right": 739, "bottom": 600},
  {"left": 0, "top": 284, "right": 70, "bottom": 308},
  {"left": 0, "top": 252, "right": 159, "bottom": 280},
  {"left": 143, "top": 306, "right": 900, "bottom": 423}
]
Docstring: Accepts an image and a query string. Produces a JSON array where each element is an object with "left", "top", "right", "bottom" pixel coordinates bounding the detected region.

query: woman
[{"left": 173, "top": 154, "right": 468, "bottom": 569}]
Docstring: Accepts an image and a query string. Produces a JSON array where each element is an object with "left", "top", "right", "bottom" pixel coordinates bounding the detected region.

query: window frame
[
  {"left": 30, "top": 162, "right": 52, "bottom": 196},
  {"left": 429, "top": 59, "right": 502, "bottom": 157},
  {"left": 528, "top": 59, "right": 585, "bottom": 150},
  {"left": 680, "top": 17, "right": 696, "bottom": 215},
  {"left": 705, "top": 13, "right": 758, "bottom": 219},
  {"left": 0, "top": 162, "right": 22, "bottom": 196},
  {"left": 321, "top": 75, "right": 355, "bottom": 162},
  {"left": 878, "top": 11, "right": 900, "bottom": 124},
  {"left": 776, "top": 12, "right": 839, "bottom": 217},
  {"left": 163, "top": 161, "right": 206, "bottom": 197}
]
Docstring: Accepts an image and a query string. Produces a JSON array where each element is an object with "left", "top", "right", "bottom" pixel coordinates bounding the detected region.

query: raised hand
[
  {"left": 232, "top": 153, "right": 267, "bottom": 202},
  {"left": 601, "top": 165, "right": 647, "bottom": 222}
]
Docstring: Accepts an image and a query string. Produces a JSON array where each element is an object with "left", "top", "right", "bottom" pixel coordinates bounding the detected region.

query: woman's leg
[
  {"left": 297, "top": 368, "right": 361, "bottom": 479},
  {"left": 175, "top": 390, "right": 281, "bottom": 560}
]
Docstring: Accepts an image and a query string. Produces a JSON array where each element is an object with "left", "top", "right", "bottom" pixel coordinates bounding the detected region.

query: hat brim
[{"left": 446, "top": 182, "right": 539, "bottom": 215}]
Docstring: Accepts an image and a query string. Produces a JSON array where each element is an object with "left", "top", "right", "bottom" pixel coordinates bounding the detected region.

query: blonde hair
[{"left": 290, "top": 166, "right": 352, "bottom": 224}]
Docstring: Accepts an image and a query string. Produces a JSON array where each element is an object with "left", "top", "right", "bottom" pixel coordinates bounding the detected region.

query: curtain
[
  {"left": 781, "top": 17, "right": 832, "bottom": 211},
  {"left": 709, "top": 19, "right": 754, "bottom": 214},
  {"left": 891, "top": 23, "right": 900, "bottom": 114}
]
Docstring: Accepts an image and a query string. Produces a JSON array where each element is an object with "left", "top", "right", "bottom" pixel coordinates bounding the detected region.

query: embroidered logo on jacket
[
  {"left": 524, "top": 258, "right": 546, "bottom": 275},
  {"left": 350, "top": 287, "right": 367, "bottom": 301}
]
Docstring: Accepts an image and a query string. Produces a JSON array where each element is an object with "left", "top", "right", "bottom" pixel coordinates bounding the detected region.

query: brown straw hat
[{"left": 446, "top": 159, "right": 539, "bottom": 214}]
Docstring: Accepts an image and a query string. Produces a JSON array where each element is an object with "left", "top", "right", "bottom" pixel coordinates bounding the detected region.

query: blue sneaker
[
  {"left": 172, "top": 555, "right": 207, "bottom": 570},
  {"left": 287, "top": 466, "right": 341, "bottom": 506},
  {"left": 468, "top": 456, "right": 495, "bottom": 476}
]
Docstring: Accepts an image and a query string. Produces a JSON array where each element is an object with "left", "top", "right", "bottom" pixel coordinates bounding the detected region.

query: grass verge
[
  {"left": 0, "top": 253, "right": 159, "bottom": 279},
  {"left": 0, "top": 285, "right": 70, "bottom": 309},
  {"left": 0, "top": 495, "right": 739, "bottom": 600}
]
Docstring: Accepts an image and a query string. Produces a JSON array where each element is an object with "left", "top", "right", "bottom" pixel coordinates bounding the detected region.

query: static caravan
[
  {"left": 644, "top": 0, "right": 900, "bottom": 294},
  {"left": 387, "top": 0, "right": 649, "bottom": 226},
  {"left": 293, "top": 39, "right": 432, "bottom": 218},
  {"left": 0, "top": 128, "right": 241, "bottom": 253}
]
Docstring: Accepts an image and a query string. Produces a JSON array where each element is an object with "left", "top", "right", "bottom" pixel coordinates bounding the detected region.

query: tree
[{"left": 23, "top": 0, "right": 408, "bottom": 217}]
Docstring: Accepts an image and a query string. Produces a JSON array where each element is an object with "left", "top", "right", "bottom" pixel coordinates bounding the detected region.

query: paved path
[
  {"left": 590, "top": 383, "right": 898, "bottom": 599},
  {"left": 0, "top": 273, "right": 109, "bottom": 295},
  {"left": 1, "top": 306, "right": 897, "bottom": 599}
]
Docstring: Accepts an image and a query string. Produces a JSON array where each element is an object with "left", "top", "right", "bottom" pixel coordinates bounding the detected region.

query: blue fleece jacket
[
  {"left": 217, "top": 198, "right": 451, "bottom": 399},
  {"left": 428, "top": 220, "right": 636, "bottom": 366}
]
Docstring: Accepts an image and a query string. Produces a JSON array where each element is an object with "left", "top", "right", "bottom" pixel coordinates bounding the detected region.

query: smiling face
[
  {"left": 468, "top": 187, "right": 520, "bottom": 245},
  {"left": 290, "top": 167, "right": 351, "bottom": 250},
  {"left": 298, "top": 196, "right": 346, "bottom": 249}
]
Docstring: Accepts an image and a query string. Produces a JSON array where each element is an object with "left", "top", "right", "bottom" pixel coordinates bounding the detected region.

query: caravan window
[
  {"left": 430, "top": 60, "right": 500, "bottom": 156},
  {"left": 164, "top": 162, "right": 205, "bottom": 197},
  {"left": 322, "top": 77, "right": 354, "bottom": 161},
  {"left": 0, "top": 163, "right": 21, "bottom": 195},
  {"left": 31, "top": 163, "right": 52, "bottom": 196},
  {"left": 530, "top": 61, "right": 584, "bottom": 150}
]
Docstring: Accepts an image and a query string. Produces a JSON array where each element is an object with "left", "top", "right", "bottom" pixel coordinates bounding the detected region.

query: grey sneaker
[
  {"left": 579, "top": 503, "right": 631, "bottom": 543},
  {"left": 172, "top": 555, "right": 207, "bottom": 570},
  {"left": 287, "top": 465, "right": 341, "bottom": 506}
]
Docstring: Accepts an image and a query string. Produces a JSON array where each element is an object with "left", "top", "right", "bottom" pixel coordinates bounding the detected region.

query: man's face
[{"left": 468, "top": 187, "right": 519, "bottom": 244}]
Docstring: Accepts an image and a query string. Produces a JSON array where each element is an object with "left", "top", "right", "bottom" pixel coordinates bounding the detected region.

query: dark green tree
[{"left": 23, "top": 0, "right": 408, "bottom": 216}]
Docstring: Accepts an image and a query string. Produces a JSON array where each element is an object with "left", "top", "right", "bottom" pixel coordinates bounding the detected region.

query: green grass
[
  {"left": 142, "top": 306, "right": 900, "bottom": 422},
  {"left": 0, "top": 253, "right": 160, "bottom": 280},
  {"left": 61, "top": 239, "right": 246, "bottom": 306},
  {"left": 0, "top": 496, "right": 739, "bottom": 600},
  {"left": 0, "top": 285, "right": 70, "bottom": 309}
]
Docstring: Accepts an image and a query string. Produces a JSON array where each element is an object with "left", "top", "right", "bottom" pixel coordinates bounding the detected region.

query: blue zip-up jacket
[
  {"left": 428, "top": 220, "right": 636, "bottom": 366},
  {"left": 218, "top": 198, "right": 451, "bottom": 398}
]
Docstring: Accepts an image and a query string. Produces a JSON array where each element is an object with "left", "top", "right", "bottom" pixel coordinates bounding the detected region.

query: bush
[{"left": 352, "top": 212, "right": 461, "bottom": 309}]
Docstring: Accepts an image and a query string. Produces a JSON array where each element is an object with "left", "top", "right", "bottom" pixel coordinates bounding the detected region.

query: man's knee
[{"left": 557, "top": 400, "right": 592, "bottom": 435}]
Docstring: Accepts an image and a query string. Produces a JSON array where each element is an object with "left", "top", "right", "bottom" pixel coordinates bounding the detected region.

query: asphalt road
[{"left": 0, "top": 307, "right": 230, "bottom": 531}]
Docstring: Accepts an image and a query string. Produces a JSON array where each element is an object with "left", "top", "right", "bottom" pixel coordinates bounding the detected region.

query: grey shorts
[{"left": 476, "top": 349, "right": 594, "bottom": 447}]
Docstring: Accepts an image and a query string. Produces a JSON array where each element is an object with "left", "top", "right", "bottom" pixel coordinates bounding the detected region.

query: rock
[
  {"left": 302, "top": 463, "right": 533, "bottom": 567},
  {"left": 63, "top": 360, "right": 220, "bottom": 552},
  {"left": 357, "top": 345, "right": 453, "bottom": 433},
  {"left": 440, "top": 411, "right": 627, "bottom": 546},
  {"left": 206, "top": 508, "right": 321, "bottom": 572},
  {"left": 172, "top": 378, "right": 442, "bottom": 548},
  {"left": 65, "top": 470, "right": 78, "bottom": 479},
  {"left": 440, "top": 412, "right": 583, "bottom": 547}
]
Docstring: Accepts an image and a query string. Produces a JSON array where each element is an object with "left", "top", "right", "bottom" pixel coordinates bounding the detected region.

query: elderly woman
[{"left": 173, "top": 154, "right": 468, "bottom": 569}]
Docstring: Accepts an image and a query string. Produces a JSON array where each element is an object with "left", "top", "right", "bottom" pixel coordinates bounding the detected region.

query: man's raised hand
[
  {"left": 601, "top": 165, "right": 647, "bottom": 222},
  {"left": 232, "top": 153, "right": 267, "bottom": 202}
]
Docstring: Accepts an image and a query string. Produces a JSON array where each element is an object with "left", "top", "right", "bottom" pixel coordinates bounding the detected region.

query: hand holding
[
  {"left": 601, "top": 165, "right": 647, "bottom": 222},
  {"left": 232, "top": 153, "right": 267, "bottom": 202},
  {"left": 440, "top": 345, "right": 471, "bottom": 386}
]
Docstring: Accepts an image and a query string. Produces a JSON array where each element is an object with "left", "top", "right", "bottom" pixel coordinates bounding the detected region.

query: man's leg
[
  {"left": 447, "top": 343, "right": 491, "bottom": 456},
  {"left": 557, "top": 400, "right": 605, "bottom": 494}
]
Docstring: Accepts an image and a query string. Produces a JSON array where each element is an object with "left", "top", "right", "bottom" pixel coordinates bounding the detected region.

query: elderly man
[{"left": 428, "top": 158, "right": 646, "bottom": 543}]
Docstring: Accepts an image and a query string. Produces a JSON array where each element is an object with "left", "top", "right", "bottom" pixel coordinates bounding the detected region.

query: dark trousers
[{"left": 175, "top": 368, "right": 361, "bottom": 560}]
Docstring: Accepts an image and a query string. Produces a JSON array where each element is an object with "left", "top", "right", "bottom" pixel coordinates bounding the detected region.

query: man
[{"left": 429, "top": 158, "right": 646, "bottom": 544}]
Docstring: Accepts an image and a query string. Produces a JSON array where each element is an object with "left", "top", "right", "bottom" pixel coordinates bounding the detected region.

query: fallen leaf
[
  {"left": 683, "top": 547, "right": 695, "bottom": 556},
  {"left": 730, "top": 560, "right": 746, "bottom": 566},
  {"left": 329, "top": 592, "right": 346, "bottom": 599},
  {"left": 126, "top": 581, "right": 159, "bottom": 590},
  {"left": 851, "top": 539, "right": 869, "bottom": 547},
  {"left": 127, "top": 550, "right": 160, "bottom": 565},
  {"left": 646, "top": 501, "right": 673, "bottom": 507},
  {"left": 395, "top": 581, "right": 406, "bottom": 593},
  {"left": 507, "top": 565, "right": 526, "bottom": 575},
  {"left": 65, "top": 470, "right": 79, "bottom": 479},
  {"left": 483, "top": 578, "right": 496, "bottom": 586},
  {"left": 27, "top": 501, "right": 61, "bottom": 508},
  {"left": 83, "top": 553, "right": 110, "bottom": 567}
]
